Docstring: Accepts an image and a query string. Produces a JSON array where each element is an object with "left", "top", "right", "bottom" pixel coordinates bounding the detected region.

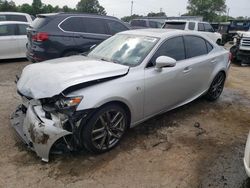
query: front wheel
[
  {"left": 205, "top": 72, "right": 226, "bottom": 101},
  {"left": 81, "top": 104, "right": 128, "bottom": 153}
]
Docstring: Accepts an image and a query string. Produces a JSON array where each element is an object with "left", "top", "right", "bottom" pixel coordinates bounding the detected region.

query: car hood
[
  {"left": 17, "top": 55, "right": 129, "bottom": 99},
  {"left": 237, "top": 31, "right": 250, "bottom": 37}
]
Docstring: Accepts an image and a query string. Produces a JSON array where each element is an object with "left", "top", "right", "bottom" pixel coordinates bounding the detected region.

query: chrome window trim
[{"left": 58, "top": 16, "right": 112, "bottom": 37}]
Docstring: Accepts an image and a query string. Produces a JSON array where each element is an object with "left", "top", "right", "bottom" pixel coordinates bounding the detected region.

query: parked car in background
[
  {"left": 163, "top": 20, "right": 222, "bottom": 45},
  {"left": 11, "top": 29, "right": 230, "bottom": 162},
  {"left": 0, "top": 21, "right": 29, "bottom": 60},
  {"left": 130, "top": 18, "right": 163, "bottom": 29},
  {"left": 0, "top": 12, "right": 34, "bottom": 23},
  {"left": 26, "top": 13, "right": 130, "bottom": 62},
  {"left": 244, "top": 132, "right": 250, "bottom": 177},
  {"left": 230, "top": 30, "right": 250, "bottom": 65}
]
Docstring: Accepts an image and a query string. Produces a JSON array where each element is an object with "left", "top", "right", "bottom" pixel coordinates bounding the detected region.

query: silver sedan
[{"left": 11, "top": 29, "right": 230, "bottom": 162}]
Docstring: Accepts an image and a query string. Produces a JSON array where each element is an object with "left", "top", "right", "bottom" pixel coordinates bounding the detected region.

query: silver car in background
[{"left": 11, "top": 29, "right": 230, "bottom": 162}]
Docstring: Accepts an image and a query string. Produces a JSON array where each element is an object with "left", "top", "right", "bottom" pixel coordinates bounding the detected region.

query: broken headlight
[
  {"left": 56, "top": 96, "right": 83, "bottom": 109},
  {"left": 55, "top": 96, "right": 83, "bottom": 114}
]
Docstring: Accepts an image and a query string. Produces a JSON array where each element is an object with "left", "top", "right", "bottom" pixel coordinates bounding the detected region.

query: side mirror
[{"left": 155, "top": 56, "right": 176, "bottom": 70}]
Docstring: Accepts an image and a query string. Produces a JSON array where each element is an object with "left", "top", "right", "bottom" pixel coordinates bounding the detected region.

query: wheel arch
[{"left": 97, "top": 100, "right": 132, "bottom": 127}]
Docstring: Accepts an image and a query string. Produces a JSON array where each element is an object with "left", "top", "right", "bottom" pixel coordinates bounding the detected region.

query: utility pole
[
  {"left": 131, "top": 1, "right": 134, "bottom": 16},
  {"left": 227, "top": 8, "right": 230, "bottom": 21}
]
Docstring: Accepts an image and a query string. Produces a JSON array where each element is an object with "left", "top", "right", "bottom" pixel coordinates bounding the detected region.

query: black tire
[
  {"left": 63, "top": 51, "right": 79, "bottom": 57},
  {"left": 205, "top": 72, "right": 226, "bottom": 101},
  {"left": 81, "top": 104, "right": 128, "bottom": 154},
  {"left": 216, "top": 39, "right": 222, "bottom": 46}
]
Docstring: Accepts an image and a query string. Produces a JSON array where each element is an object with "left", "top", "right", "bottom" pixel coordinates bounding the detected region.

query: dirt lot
[{"left": 0, "top": 59, "right": 250, "bottom": 188}]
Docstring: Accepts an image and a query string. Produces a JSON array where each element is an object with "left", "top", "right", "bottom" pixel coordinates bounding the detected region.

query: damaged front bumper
[{"left": 10, "top": 104, "right": 72, "bottom": 162}]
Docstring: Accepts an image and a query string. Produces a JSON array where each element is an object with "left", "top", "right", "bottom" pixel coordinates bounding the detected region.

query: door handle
[
  {"left": 211, "top": 59, "right": 217, "bottom": 64},
  {"left": 183, "top": 67, "right": 192, "bottom": 73}
]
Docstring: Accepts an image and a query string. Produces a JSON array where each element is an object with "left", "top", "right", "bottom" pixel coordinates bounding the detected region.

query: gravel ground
[{"left": 0, "top": 59, "right": 250, "bottom": 188}]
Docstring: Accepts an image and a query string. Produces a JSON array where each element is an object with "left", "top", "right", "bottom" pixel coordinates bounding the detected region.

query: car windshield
[{"left": 88, "top": 34, "right": 159, "bottom": 67}]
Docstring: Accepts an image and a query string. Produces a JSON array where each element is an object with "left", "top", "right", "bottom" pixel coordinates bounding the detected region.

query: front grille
[{"left": 241, "top": 37, "right": 250, "bottom": 47}]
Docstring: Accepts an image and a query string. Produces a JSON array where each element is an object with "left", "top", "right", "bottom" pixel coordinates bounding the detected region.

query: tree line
[
  {"left": 0, "top": 0, "right": 249, "bottom": 22},
  {"left": 0, "top": 0, "right": 106, "bottom": 16}
]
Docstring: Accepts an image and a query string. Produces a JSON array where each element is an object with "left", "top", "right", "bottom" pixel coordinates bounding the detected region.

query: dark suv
[{"left": 26, "top": 13, "right": 130, "bottom": 62}]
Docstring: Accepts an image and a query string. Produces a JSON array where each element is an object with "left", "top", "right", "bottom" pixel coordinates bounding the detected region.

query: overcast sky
[{"left": 13, "top": 0, "right": 250, "bottom": 18}]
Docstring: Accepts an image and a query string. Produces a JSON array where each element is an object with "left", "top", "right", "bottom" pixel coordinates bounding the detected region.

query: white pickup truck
[
  {"left": 163, "top": 20, "right": 222, "bottom": 45},
  {"left": 230, "top": 31, "right": 250, "bottom": 65}
]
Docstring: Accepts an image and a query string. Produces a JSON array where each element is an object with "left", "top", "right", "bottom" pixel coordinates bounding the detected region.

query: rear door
[
  {"left": 16, "top": 24, "right": 28, "bottom": 57},
  {"left": 183, "top": 35, "right": 215, "bottom": 95},
  {"left": 0, "top": 24, "right": 18, "bottom": 59},
  {"left": 105, "top": 19, "right": 129, "bottom": 35}
]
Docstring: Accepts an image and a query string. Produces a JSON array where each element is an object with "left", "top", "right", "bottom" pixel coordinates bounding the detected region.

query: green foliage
[
  {"left": 121, "top": 14, "right": 143, "bottom": 22},
  {"left": 147, "top": 12, "right": 166, "bottom": 17},
  {"left": 0, "top": 0, "right": 105, "bottom": 16},
  {"left": 187, "top": 0, "right": 227, "bottom": 22},
  {"left": 19, "top": 3, "right": 33, "bottom": 15},
  {"left": 76, "top": 0, "right": 106, "bottom": 15},
  {"left": 0, "top": 0, "right": 17, "bottom": 12}
]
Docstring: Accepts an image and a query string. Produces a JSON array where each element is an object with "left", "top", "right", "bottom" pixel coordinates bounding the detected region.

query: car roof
[
  {"left": 120, "top": 29, "right": 191, "bottom": 38},
  {"left": 165, "top": 20, "right": 209, "bottom": 24},
  {"left": 0, "top": 21, "right": 29, "bottom": 25},
  {"left": 0, "top": 12, "right": 30, "bottom": 16},
  {"left": 37, "top": 12, "right": 119, "bottom": 20}
]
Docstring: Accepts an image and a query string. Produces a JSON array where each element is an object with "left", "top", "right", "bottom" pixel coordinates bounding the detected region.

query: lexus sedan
[{"left": 11, "top": 29, "right": 230, "bottom": 162}]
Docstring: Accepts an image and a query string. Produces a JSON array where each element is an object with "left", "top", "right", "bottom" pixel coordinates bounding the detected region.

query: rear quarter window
[
  {"left": 163, "top": 22, "right": 186, "bottom": 30},
  {"left": 30, "top": 17, "right": 49, "bottom": 29},
  {"left": 6, "top": 15, "right": 27, "bottom": 22}
]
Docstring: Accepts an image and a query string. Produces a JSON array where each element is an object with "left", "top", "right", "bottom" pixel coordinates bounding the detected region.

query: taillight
[
  {"left": 32, "top": 32, "right": 49, "bottom": 42},
  {"left": 229, "top": 52, "right": 233, "bottom": 62}
]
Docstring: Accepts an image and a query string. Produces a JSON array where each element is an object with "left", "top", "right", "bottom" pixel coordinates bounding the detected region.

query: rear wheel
[
  {"left": 205, "top": 72, "right": 226, "bottom": 101},
  {"left": 81, "top": 104, "right": 128, "bottom": 153}
]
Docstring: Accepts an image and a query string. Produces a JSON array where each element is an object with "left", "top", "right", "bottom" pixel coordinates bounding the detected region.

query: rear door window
[
  {"left": 198, "top": 23, "right": 205, "bottom": 31},
  {"left": 184, "top": 36, "right": 208, "bottom": 58},
  {"left": 60, "top": 17, "right": 85, "bottom": 32},
  {"left": 106, "top": 20, "right": 128, "bottom": 35},
  {"left": 149, "top": 21, "right": 162, "bottom": 28},
  {"left": 130, "top": 20, "right": 147, "bottom": 27},
  {"left": 0, "top": 15, "right": 6, "bottom": 21},
  {"left": 163, "top": 22, "right": 186, "bottom": 30},
  {"left": 0, "top": 24, "right": 16, "bottom": 36},
  {"left": 17, "top": 24, "right": 28, "bottom": 35},
  {"left": 83, "top": 17, "right": 108, "bottom": 34}
]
